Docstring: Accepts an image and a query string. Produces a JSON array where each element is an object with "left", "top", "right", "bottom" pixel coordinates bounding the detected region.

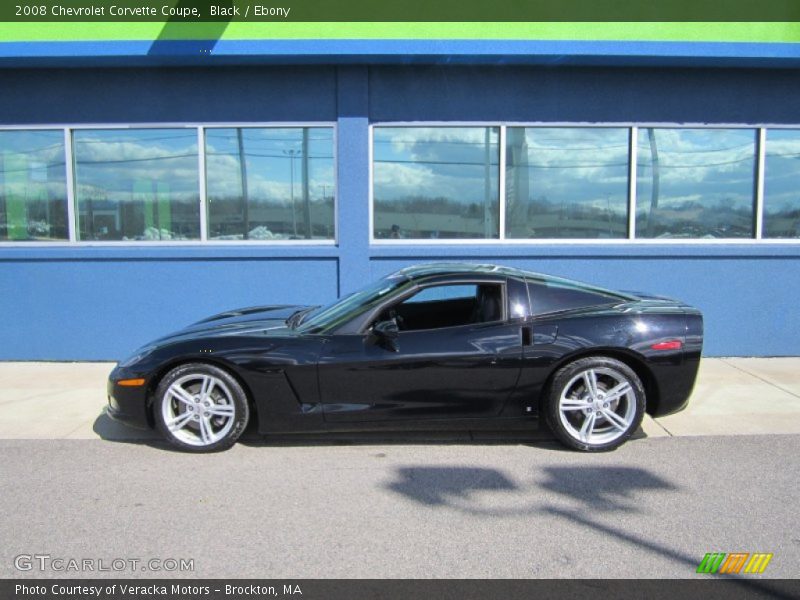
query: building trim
[{"left": 2, "top": 39, "right": 800, "bottom": 68}]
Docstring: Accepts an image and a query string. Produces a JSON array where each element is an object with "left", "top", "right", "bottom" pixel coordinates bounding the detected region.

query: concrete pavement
[
  {"left": 656, "top": 358, "right": 800, "bottom": 437},
  {"left": 0, "top": 358, "right": 797, "bottom": 441}
]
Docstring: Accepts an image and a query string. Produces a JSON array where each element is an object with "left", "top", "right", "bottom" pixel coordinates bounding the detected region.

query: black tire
[
  {"left": 545, "top": 356, "right": 645, "bottom": 452},
  {"left": 154, "top": 363, "right": 249, "bottom": 453}
]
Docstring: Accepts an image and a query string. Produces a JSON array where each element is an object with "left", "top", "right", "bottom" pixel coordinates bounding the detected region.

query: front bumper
[{"left": 107, "top": 365, "right": 152, "bottom": 429}]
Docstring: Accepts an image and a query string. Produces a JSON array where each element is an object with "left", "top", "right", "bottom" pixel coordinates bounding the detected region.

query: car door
[{"left": 317, "top": 279, "right": 524, "bottom": 422}]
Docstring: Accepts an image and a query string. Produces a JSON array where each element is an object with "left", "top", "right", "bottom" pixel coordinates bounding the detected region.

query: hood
[
  {"left": 119, "top": 305, "right": 316, "bottom": 367},
  {"left": 155, "top": 305, "right": 312, "bottom": 344},
  {"left": 194, "top": 304, "right": 308, "bottom": 327}
]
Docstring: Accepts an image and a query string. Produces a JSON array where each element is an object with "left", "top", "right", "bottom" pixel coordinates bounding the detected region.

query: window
[
  {"left": 1, "top": 123, "right": 336, "bottom": 245},
  {"left": 763, "top": 129, "right": 800, "bottom": 239},
  {"left": 528, "top": 279, "right": 626, "bottom": 316},
  {"left": 381, "top": 283, "right": 504, "bottom": 331},
  {"left": 73, "top": 129, "right": 200, "bottom": 241},
  {"left": 373, "top": 127, "right": 500, "bottom": 239},
  {"left": 636, "top": 128, "right": 757, "bottom": 239},
  {"left": 506, "top": 127, "right": 629, "bottom": 239},
  {"left": 4, "top": 122, "right": 800, "bottom": 245},
  {"left": 371, "top": 125, "right": 798, "bottom": 242},
  {"left": 404, "top": 284, "right": 477, "bottom": 303},
  {"left": 0, "top": 130, "right": 67, "bottom": 241},
  {"left": 205, "top": 127, "right": 335, "bottom": 240}
]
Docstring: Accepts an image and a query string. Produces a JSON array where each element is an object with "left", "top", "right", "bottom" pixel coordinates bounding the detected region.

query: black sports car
[{"left": 108, "top": 263, "right": 703, "bottom": 452}]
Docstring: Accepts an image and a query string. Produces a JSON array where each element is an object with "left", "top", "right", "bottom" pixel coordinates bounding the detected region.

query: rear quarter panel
[{"left": 503, "top": 305, "right": 699, "bottom": 418}]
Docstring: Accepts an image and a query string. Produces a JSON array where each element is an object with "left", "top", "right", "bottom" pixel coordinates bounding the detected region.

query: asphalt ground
[{"left": 1, "top": 434, "right": 798, "bottom": 579}]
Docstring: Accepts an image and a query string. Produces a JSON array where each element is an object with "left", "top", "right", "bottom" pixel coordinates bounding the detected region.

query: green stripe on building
[{"left": 1, "top": 22, "right": 800, "bottom": 43}]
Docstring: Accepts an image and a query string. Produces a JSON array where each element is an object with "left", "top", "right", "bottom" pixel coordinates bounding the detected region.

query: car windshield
[{"left": 296, "top": 274, "right": 410, "bottom": 334}]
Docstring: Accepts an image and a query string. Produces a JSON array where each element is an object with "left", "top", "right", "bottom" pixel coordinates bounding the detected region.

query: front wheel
[
  {"left": 545, "top": 357, "right": 645, "bottom": 452},
  {"left": 154, "top": 363, "right": 249, "bottom": 452}
]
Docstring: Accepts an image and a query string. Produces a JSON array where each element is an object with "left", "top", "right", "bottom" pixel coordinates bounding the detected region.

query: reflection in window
[
  {"left": 205, "top": 128, "right": 334, "bottom": 240},
  {"left": 636, "top": 128, "right": 756, "bottom": 239},
  {"left": 0, "top": 130, "right": 67, "bottom": 241},
  {"left": 505, "top": 127, "right": 629, "bottom": 239},
  {"left": 373, "top": 127, "right": 499, "bottom": 239},
  {"left": 763, "top": 129, "right": 800, "bottom": 239},
  {"left": 73, "top": 129, "right": 199, "bottom": 241}
]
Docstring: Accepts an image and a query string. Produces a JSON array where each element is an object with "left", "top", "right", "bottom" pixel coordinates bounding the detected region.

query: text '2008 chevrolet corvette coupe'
[{"left": 108, "top": 263, "right": 703, "bottom": 452}]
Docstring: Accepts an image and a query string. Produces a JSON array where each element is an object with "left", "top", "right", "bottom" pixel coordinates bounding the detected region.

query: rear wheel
[
  {"left": 545, "top": 356, "right": 645, "bottom": 452},
  {"left": 154, "top": 363, "right": 249, "bottom": 452}
]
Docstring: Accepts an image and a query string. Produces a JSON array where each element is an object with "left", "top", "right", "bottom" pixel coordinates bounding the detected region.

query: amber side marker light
[
  {"left": 117, "top": 378, "right": 146, "bottom": 387},
  {"left": 651, "top": 340, "right": 683, "bottom": 351}
]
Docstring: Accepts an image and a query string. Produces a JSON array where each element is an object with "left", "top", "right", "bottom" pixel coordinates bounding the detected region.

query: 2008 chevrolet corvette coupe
[{"left": 108, "top": 263, "right": 703, "bottom": 452}]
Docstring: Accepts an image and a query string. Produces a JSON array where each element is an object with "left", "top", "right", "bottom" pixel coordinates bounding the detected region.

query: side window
[
  {"left": 404, "top": 284, "right": 476, "bottom": 304},
  {"left": 380, "top": 283, "right": 504, "bottom": 331},
  {"left": 527, "top": 280, "right": 621, "bottom": 316}
]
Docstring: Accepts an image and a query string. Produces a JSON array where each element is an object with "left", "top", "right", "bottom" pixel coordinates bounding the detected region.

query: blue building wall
[{"left": 1, "top": 65, "right": 799, "bottom": 359}]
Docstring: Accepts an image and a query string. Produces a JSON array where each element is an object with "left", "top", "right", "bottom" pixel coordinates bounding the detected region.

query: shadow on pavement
[
  {"left": 240, "top": 430, "right": 566, "bottom": 449},
  {"left": 388, "top": 466, "right": 519, "bottom": 506},
  {"left": 385, "top": 464, "right": 673, "bottom": 515},
  {"left": 93, "top": 408, "right": 575, "bottom": 450},
  {"left": 384, "top": 464, "right": 793, "bottom": 596},
  {"left": 92, "top": 410, "right": 171, "bottom": 450},
  {"left": 92, "top": 397, "right": 646, "bottom": 454},
  {"left": 538, "top": 465, "right": 675, "bottom": 512}
]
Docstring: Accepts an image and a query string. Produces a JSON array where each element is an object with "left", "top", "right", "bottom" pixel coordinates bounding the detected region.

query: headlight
[{"left": 118, "top": 345, "right": 156, "bottom": 368}]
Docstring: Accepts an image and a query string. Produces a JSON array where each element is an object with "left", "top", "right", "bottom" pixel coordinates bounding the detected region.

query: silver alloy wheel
[
  {"left": 557, "top": 366, "right": 636, "bottom": 445},
  {"left": 161, "top": 373, "right": 236, "bottom": 447}
]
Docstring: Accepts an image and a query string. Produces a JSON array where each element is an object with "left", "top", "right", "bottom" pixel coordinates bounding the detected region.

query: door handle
[{"left": 521, "top": 325, "right": 532, "bottom": 346}]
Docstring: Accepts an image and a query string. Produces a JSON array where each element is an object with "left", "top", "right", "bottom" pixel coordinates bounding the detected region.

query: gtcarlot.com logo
[
  {"left": 14, "top": 554, "right": 194, "bottom": 573},
  {"left": 697, "top": 552, "right": 773, "bottom": 574}
]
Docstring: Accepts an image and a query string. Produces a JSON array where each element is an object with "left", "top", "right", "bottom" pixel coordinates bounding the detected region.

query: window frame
[
  {"left": 0, "top": 122, "right": 338, "bottom": 247},
  {"left": 202, "top": 124, "right": 338, "bottom": 244},
  {"left": 370, "top": 123, "right": 502, "bottom": 242},
  {"left": 353, "top": 277, "right": 509, "bottom": 335},
  {"left": 633, "top": 126, "right": 760, "bottom": 241},
  {"left": 505, "top": 124, "right": 631, "bottom": 241},
  {"left": 71, "top": 126, "right": 203, "bottom": 243},
  {"left": 758, "top": 127, "right": 800, "bottom": 240},
  {"left": 4, "top": 121, "right": 800, "bottom": 245},
  {"left": 369, "top": 122, "right": 800, "bottom": 245},
  {"left": 0, "top": 127, "right": 71, "bottom": 243}
]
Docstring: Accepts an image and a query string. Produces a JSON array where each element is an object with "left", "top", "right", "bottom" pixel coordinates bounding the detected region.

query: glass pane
[
  {"left": 205, "top": 127, "right": 335, "bottom": 240},
  {"left": 528, "top": 280, "right": 622, "bottom": 316},
  {"left": 763, "top": 129, "right": 800, "bottom": 239},
  {"left": 636, "top": 128, "right": 756, "bottom": 239},
  {"left": 406, "top": 284, "right": 477, "bottom": 303},
  {"left": 505, "top": 127, "right": 629, "bottom": 239},
  {"left": 373, "top": 127, "right": 499, "bottom": 239},
  {"left": 0, "top": 130, "right": 67, "bottom": 241},
  {"left": 73, "top": 129, "right": 199, "bottom": 241}
]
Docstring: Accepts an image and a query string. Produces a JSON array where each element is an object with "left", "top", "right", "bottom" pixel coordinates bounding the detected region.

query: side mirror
[{"left": 372, "top": 319, "right": 399, "bottom": 351}]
